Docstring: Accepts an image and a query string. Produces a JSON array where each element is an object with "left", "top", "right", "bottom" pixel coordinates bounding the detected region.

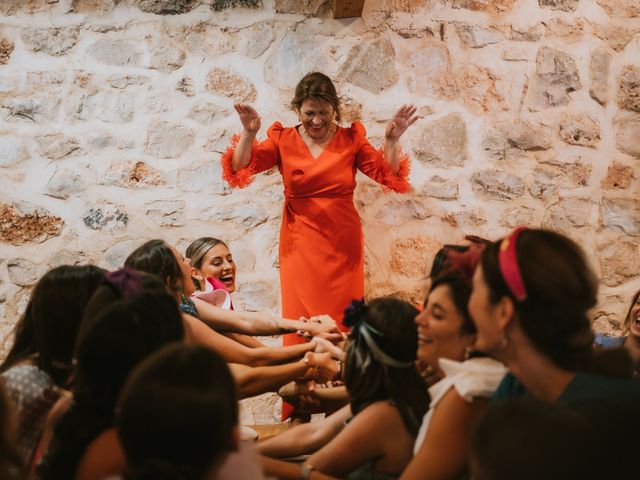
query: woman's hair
[
  {"left": 124, "top": 240, "right": 183, "bottom": 295},
  {"left": 480, "top": 228, "right": 630, "bottom": 375},
  {"left": 431, "top": 271, "right": 476, "bottom": 336},
  {"left": 623, "top": 288, "right": 640, "bottom": 334},
  {"left": 0, "top": 383, "right": 24, "bottom": 480},
  {"left": 343, "top": 297, "right": 430, "bottom": 436},
  {"left": 0, "top": 265, "right": 106, "bottom": 386},
  {"left": 117, "top": 344, "right": 238, "bottom": 480},
  {"left": 185, "top": 237, "right": 227, "bottom": 290},
  {"left": 39, "top": 290, "right": 185, "bottom": 480},
  {"left": 291, "top": 72, "right": 341, "bottom": 123}
]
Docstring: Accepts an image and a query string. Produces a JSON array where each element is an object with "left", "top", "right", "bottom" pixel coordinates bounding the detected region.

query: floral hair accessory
[
  {"left": 498, "top": 227, "right": 528, "bottom": 302},
  {"left": 103, "top": 267, "right": 143, "bottom": 297},
  {"left": 343, "top": 298, "right": 367, "bottom": 329}
]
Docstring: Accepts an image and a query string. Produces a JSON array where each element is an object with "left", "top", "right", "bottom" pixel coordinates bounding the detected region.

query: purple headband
[
  {"left": 498, "top": 227, "right": 528, "bottom": 302},
  {"left": 103, "top": 267, "right": 144, "bottom": 297}
]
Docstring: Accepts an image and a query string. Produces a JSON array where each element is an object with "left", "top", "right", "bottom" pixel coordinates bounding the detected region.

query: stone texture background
[{"left": 1, "top": 0, "right": 639, "bottom": 421}]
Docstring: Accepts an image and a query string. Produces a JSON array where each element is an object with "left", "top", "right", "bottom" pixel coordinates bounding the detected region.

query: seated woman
[
  {"left": 469, "top": 228, "right": 640, "bottom": 422},
  {"left": 263, "top": 297, "right": 430, "bottom": 479},
  {"left": 594, "top": 288, "right": 640, "bottom": 378},
  {"left": 38, "top": 288, "right": 186, "bottom": 480},
  {"left": 116, "top": 343, "right": 242, "bottom": 480},
  {"left": 0, "top": 265, "right": 106, "bottom": 465},
  {"left": 125, "top": 239, "right": 340, "bottom": 367}
]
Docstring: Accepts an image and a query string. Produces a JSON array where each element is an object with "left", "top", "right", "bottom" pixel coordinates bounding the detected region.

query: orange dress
[{"left": 221, "top": 121, "right": 411, "bottom": 334}]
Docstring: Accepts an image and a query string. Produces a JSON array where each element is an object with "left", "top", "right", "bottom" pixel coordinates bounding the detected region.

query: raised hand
[
  {"left": 234, "top": 103, "right": 261, "bottom": 133},
  {"left": 385, "top": 104, "right": 419, "bottom": 140}
]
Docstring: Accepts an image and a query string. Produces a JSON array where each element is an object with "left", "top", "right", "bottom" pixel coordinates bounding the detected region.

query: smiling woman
[{"left": 186, "top": 237, "right": 237, "bottom": 294}]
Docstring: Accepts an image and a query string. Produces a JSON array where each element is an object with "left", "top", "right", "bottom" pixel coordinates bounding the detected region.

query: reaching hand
[
  {"left": 303, "top": 351, "right": 340, "bottom": 384},
  {"left": 297, "top": 315, "right": 343, "bottom": 343},
  {"left": 385, "top": 104, "right": 419, "bottom": 140},
  {"left": 234, "top": 103, "right": 261, "bottom": 133}
]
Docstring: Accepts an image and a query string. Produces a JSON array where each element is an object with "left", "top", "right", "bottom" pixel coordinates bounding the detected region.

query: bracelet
[{"left": 300, "top": 461, "right": 315, "bottom": 480}]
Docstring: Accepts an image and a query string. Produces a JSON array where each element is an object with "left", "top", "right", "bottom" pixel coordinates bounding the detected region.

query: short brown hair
[{"left": 290, "top": 72, "right": 341, "bottom": 122}]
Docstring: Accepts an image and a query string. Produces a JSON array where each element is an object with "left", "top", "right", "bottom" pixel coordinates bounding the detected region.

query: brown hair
[
  {"left": 480, "top": 229, "right": 632, "bottom": 376},
  {"left": 290, "top": 72, "right": 341, "bottom": 123}
]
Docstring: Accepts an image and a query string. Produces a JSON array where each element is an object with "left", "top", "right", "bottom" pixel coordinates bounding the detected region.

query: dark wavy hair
[
  {"left": 343, "top": 297, "right": 430, "bottom": 437},
  {"left": 38, "top": 290, "right": 185, "bottom": 480},
  {"left": 291, "top": 72, "right": 342, "bottom": 122},
  {"left": 117, "top": 344, "right": 238, "bottom": 480},
  {"left": 0, "top": 265, "right": 106, "bottom": 387},
  {"left": 124, "top": 240, "right": 183, "bottom": 296},
  {"left": 480, "top": 229, "right": 631, "bottom": 375}
]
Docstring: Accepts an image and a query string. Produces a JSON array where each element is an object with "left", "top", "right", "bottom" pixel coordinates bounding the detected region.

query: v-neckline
[{"left": 295, "top": 124, "right": 338, "bottom": 161}]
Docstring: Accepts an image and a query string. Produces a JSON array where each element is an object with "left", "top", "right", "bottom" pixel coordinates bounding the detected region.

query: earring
[
  {"left": 499, "top": 334, "right": 508, "bottom": 350},
  {"left": 464, "top": 347, "right": 472, "bottom": 360}
]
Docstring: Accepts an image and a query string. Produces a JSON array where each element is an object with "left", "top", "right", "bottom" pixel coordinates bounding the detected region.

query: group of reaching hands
[{"left": 293, "top": 314, "right": 348, "bottom": 401}]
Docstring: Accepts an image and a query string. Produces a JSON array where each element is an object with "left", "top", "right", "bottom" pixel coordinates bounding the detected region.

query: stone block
[
  {"left": 234, "top": 22, "right": 276, "bottom": 59},
  {"left": 529, "top": 159, "right": 591, "bottom": 199},
  {"left": 471, "top": 169, "right": 525, "bottom": 200},
  {"left": 0, "top": 136, "right": 28, "bottom": 167},
  {"left": 0, "top": 0, "right": 57, "bottom": 15},
  {"left": 595, "top": 0, "right": 640, "bottom": 17},
  {"left": 542, "top": 198, "right": 593, "bottom": 232},
  {"left": 83, "top": 204, "right": 129, "bottom": 230},
  {"left": 599, "top": 240, "right": 640, "bottom": 287},
  {"left": 21, "top": 27, "right": 80, "bottom": 56},
  {"left": 99, "top": 161, "right": 165, "bottom": 188},
  {"left": 235, "top": 280, "right": 277, "bottom": 312},
  {"left": 36, "top": 134, "right": 81, "bottom": 160},
  {"left": 71, "top": 0, "right": 119, "bottom": 14},
  {"left": 601, "top": 198, "right": 640, "bottom": 236},
  {"left": 211, "top": 0, "right": 262, "bottom": 11},
  {"left": 86, "top": 39, "right": 143, "bottom": 66},
  {"left": 107, "top": 74, "right": 150, "bottom": 89},
  {"left": 538, "top": 0, "right": 579, "bottom": 11},
  {"left": 1, "top": 97, "right": 60, "bottom": 123},
  {"left": 176, "top": 77, "right": 196, "bottom": 97},
  {"left": 145, "top": 121, "right": 195, "bottom": 158},
  {"left": 339, "top": 36, "right": 397, "bottom": 94},
  {"left": 70, "top": 92, "right": 136, "bottom": 123},
  {"left": 615, "top": 114, "right": 640, "bottom": 157},
  {"left": 602, "top": 161, "right": 634, "bottom": 190},
  {"left": 589, "top": 47, "right": 612, "bottom": 106},
  {"left": 617, "top": 66, "right": 640, "bottom": 113},
  {"left": 451, "top": 0, "right": 517, "bottom": 15},
  {"left": 274, "top": 0, "right": 327, "bottom": 14},
  {"left": 389, "top": 236, "right": 442, "bottom": 278},
  {"left": 593, "top": 24, "right": 636, "bottom": 52},
  {"left": 105, "top": 239, "right": 145, "bottom": 269},
  {"left": 529, "top": 47, "right": 581, "bottom": 110},
  {"left": 144, "top": 200, "right": 186, "bottom": 227},
  {"left": 442, "top": 207, "right": 487, "bottom": 227},
  {"left": 403, "top": 41, "right": 458, "bottom": 99},
  {"left": 0, "top": 204, "right": 64, "bottom": 245},
  {"left": 499, "top": 206, "right": 537, "bottom": 228},
  {"left": 375, "top": 197, "right": 432, "bottom": 226},
  {"left": 263, "top": 28, "right": 323, "bottom": 90},
  {"left": 177, "top": 161, "right": 230, "bottom": 194},
  {"left": 133, "top": 0, "right": 200, "bottom": 14},
  {"left": 559, "top": 113, "right": 601, "bottom": 147},
  {"left": 456, "top": 64, "right": 508, "bottom": 114},
  {"left": 455, "top": 24, "right": 503, "bottom": 48},
  {"left": 205, "top": 68, "right": 257, "bottom": 103},
  {"left": 423, "top": 175, "right": 459, "bottom": 200},
  {"left": 413, "top": 113, "right": 468, "bottom": 167},
  {"left": 188, "top": 103, "right": 228, "bottom": 126},
  {"left": 149, "top": 39, "right": 186, "bottom": 73},
  {"left": 0, "top": 35, "right": 15, "bottom": 65},
  {"left": 44, "top": 169, "right": 85, "bottom": 199},
  {"left": 7, "top": 259, "right": 39, "bottom": 287}
]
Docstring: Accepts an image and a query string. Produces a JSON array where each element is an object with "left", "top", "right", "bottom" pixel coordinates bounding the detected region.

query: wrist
[{"left": 300, "top": 461, "right": 315, "bottom": 480}]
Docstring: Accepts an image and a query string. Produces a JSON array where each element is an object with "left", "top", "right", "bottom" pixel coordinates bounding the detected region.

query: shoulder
[
  {"left": 346, "top": 121, "right": 367, "bottom": 138},
  {"left": 353, "top": 401, "right": 401, "bottom": 425},
  {"left": 491, "top": 372, "right": 527, "bottom": 403}
]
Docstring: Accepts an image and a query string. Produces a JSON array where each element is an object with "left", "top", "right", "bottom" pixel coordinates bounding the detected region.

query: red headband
[{"left": 498, "top": 227, "right": 528, "bottom": 301}]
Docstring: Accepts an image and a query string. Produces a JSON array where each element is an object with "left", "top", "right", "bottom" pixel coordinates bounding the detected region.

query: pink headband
[{"left": 498, "top": 227, "right": 528, "bottom": 301}]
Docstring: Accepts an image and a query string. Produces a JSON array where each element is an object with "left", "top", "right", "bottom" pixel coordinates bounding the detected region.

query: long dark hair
[
  {"left": 480, "top": 229, "right": 631, "bottom": 375},
  {"left": 117, "top": 344, "right": 238, "bottom": 480},
  {"left": 125, "top": 240, "right": 183, "bottom": 296},
  {"left": 39, "top": 290, "right": 185, "bottom": 480},
  {"left": 1, "top": 265, "right": 106, "bottom": 386},
  {"left": 343, "top": 297, "right": 429, "bottom": 437}
]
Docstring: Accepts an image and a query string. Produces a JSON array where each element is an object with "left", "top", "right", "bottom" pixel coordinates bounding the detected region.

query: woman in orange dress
[{"left": 221, "top": 72, "right": 417, "bottom": 339}]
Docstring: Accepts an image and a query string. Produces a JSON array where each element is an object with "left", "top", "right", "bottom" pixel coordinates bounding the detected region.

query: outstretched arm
[
  {"left": 384, "top": 104, "right": 419, "bottom": 173},
  {"left": 232, "top": 103, "right": 261, "bottom": 171}
]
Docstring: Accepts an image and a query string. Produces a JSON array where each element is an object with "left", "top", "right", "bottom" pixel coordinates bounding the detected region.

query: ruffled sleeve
[
  {"left": 351, "top": 121, "right": 412, "bottom": 193},
  {"left": 220, "top": 122, "right": 282, "bottom": 188}
]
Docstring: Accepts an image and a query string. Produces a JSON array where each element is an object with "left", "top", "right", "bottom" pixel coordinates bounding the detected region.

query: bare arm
[
  {"left": 259, "top": 404, "right": 351, "bottom": 458},
  {"left": 261, "top": 457, "right": 337, "bottom": 480},
  {"left": 232, "top": 103, "right": 261, "bottom": 171},
  {"left": 229, "top": 361, "right": 310, "bottom": 399},
  {"left": 183, "top": 314, "right": 315, "bottom": 367},
  {"left": 221, "top": 332, "right": 265, "bottom": 348},
  {"left": 193, "top": 298, "right": 340, "bottom": 339},
  {"left": 384, "top": 104, "right": 418, "bottom": 173},
  {"left": 400, "top": 390, "right": 489, "bottom": 480}
]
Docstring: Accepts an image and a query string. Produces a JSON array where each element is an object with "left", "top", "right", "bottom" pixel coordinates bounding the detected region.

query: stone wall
[{"left": 1, "top": 0, "right": 639, "bottom": 420}]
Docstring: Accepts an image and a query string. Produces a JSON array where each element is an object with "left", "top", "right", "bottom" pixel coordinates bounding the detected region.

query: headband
[
  {"left": 498, "top": 227, "right": 528, "bottom": 302},
  {"left": 103, "top": 267, "right": 144, "bottom": 297},
  {"left": 343, "top": 299, "right": 414, "bottom": 369}
]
